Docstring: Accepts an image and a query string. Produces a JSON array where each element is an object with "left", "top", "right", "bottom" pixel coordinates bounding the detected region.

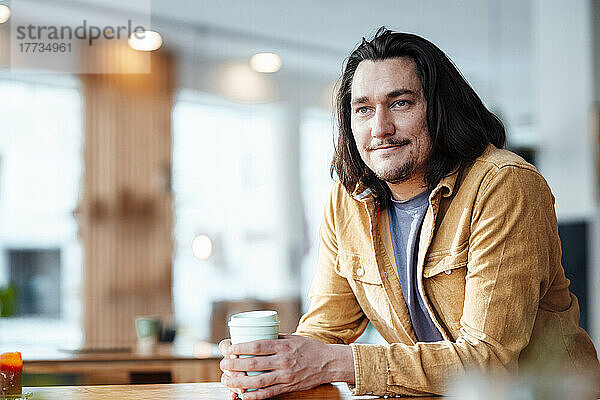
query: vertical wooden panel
[{"left": 80, "top": 43, "right": 174, "bottom": 349}]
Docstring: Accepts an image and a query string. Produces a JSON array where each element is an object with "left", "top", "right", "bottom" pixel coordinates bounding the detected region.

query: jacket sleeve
[
  {"left": 294, "top": 184, "right": 370, "bottom": 345},
  {"left": 349, "top": 166, "right": 559, "bottom": 396}
]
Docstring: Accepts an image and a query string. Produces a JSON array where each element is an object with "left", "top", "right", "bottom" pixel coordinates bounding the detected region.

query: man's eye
[
  {"left": 356, "top": 107, "right": 370, "bottom": 114},
  {"left": 393, "top": 100, "right": 410, "bottom": 108}
]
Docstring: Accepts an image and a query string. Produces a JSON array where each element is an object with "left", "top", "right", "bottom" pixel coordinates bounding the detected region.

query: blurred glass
[
  {"left": 172, "top": 90, "right": 279, "bottom": 341},
  {"left": 0, "top": 77, "right": 83, "bottom": 348}
]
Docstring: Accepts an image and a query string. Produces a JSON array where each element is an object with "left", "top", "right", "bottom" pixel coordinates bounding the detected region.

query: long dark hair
[{"left": 331, "top": 27, "right": 505, "bottom": 210}]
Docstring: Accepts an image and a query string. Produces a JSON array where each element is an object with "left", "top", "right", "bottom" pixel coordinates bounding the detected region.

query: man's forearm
[{"left": 325, "top": 344, "right": 355, "bottom": 384}]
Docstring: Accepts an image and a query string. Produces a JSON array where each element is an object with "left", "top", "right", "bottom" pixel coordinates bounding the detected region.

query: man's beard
[
  {"left": 373, "top": 158, "right": 416, "bottom": 184},
  {"left": 365, "top": 138, "right": 417, "bottom": 183}
]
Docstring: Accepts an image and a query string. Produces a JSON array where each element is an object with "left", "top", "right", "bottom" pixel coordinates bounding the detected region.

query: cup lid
[{"left": 228, "top": 310, "right": 280, "bottom": 327}]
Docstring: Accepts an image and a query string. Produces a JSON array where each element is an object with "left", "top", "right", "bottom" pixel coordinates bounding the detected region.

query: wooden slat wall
[{"left": 79, "top": 44, "right": 174, "bottom": 349}]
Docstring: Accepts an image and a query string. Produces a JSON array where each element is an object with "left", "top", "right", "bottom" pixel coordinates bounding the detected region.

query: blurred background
[{"left": 0, "top": 0, "right": 599, "bottom": 386}]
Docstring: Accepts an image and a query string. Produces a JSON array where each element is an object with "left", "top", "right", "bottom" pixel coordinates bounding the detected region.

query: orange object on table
[{"left": 1, "top": 352, "right": 23, "bottom": 396}]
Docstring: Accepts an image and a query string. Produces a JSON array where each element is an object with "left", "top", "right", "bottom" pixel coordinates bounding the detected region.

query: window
[
  {"left": 0, "top": 76, "right": 83, "bottom": 347},
  {"left": 172, "top": 90, "right": 280, "bottom": 341}
]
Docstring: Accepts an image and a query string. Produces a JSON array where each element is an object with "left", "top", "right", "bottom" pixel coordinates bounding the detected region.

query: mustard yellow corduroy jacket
[{"left": 295, "top": 145, "right": 600, "bottom": 396}]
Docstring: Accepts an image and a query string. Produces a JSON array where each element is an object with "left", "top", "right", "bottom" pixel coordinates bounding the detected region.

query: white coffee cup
[{"left": 228, "top": 310, "right": 280, "bottom": 380}]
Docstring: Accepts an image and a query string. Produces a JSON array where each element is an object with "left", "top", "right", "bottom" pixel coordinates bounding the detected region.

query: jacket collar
[{"left": 432, "top": 167, "right": 460, "bottom": 199}]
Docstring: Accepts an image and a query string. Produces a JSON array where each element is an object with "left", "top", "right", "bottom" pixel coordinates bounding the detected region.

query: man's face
[{"left": 350, "top": 57, "right": 431, "bottom": 184}]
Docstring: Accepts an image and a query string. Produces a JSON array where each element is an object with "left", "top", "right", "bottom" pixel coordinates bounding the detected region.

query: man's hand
[{"left": 218, "top": 335, "right": 354, "bottom": 400}]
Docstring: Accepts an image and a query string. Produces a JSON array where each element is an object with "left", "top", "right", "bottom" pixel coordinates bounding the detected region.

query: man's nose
[{"left": 371, "top": 107, "right": 394, "bottom": 138}]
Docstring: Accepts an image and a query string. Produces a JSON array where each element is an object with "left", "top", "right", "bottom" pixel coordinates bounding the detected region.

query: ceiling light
[
  {"left": 249, "top": 52, "right": 282, "bottom": 73},
  {"left": 192, "top": 234, "right": 213, "bottom": 260},
  {"left": 0, "top": 5, "right": 11, "bottom": 24},
  {"left": 128, "top": 30, "right": 163, "bottom": 52}
]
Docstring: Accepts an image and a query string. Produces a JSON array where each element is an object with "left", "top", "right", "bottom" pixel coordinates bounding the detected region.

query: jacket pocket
[
  {"left": 335, "top": 252, "right": 389, "bottom": 326},
  {"left": 335, "top": 252, "right": 382, "bottom": 285},
  {"left": 423, "top": 242, "right": 469, "bottom": 278}
]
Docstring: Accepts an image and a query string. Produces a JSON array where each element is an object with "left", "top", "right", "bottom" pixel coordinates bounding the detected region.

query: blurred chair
[{"left": 209, "top": 298, "right": 302, "bottom": 344}]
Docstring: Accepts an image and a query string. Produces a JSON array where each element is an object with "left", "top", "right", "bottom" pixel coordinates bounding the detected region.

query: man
[{"left": 219, "top": 28, "right": 600, "bottom": 399}]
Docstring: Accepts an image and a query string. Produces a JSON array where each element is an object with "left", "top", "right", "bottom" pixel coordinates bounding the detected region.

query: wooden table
[
  {"left": 25, "top": 382, "right": 442, "bottom": 399},
  {"left": 17, "top": 344, "right": 221, "bottom": 385}
]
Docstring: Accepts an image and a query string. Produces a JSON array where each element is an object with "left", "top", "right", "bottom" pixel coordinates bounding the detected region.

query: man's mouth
[
  {"left": 369, "top": 140, "right": 410, "bottom": 151},
  {"left": 375, "top": 144, "right": 402, "bottom": 150}
]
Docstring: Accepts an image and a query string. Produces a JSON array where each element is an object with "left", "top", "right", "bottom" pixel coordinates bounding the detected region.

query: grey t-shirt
[{"left": 388, "top": 190, "right": 443, "bottom": 342}]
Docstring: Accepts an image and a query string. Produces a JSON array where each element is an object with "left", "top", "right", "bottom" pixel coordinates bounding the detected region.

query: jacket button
[
  {"left": 356, "top": 267, "right": 364, "bottom": 277},
  {"left": 445, "top": 270, "right": 452, "bottom": 275}
]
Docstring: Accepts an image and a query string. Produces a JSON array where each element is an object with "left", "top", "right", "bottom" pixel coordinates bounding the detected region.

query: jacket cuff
[{"left": 349, "top": 343, "right": 389, "bottom": 395}]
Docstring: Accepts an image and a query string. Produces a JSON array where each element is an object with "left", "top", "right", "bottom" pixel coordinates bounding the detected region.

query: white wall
[{"left": 533, "top": 0, "right": 596, "bottom": 221}]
